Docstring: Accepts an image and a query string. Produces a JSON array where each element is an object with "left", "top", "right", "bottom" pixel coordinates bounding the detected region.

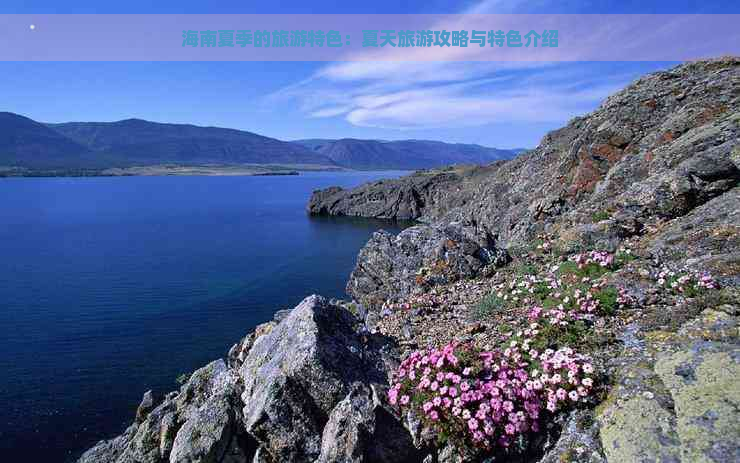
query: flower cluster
[
  {"left": 389, "top": 341, "right": 594, "bottom": 451},
  {"left": 492, "top": 270, "right": 627, "bottom": 327},
  {"left": 616, "top": 286, "right": 636, "bottom": 309},
  {"left": 569, "top": 251, "right": 615, "bottom": 269},
  {"left": 656, "top": 266, "right": 719, "bottom": 295},
  {"left": 535, "top": 238, "right": 553, "bottom": 253}
]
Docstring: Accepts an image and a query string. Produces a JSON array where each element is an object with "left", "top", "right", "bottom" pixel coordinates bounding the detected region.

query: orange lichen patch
[
  {"left": 593, "top": 143, "right": 625, "bottom": 164},
  {"left": 711, "top": 225, "right": 740, "bottom": 239},
  {"left": 644, "top": 99, "right": 658, "bottom": 110},
  {"left": 695, "top": 104, "right": 728, "bottom": 126},
  {"left": 445, "top": 239, "right": 458, "bottom": 249},
  {"left": 568, "top": 149, "right": 604, "bottom": 197},
  {"left": 654, "top": 131, "right": 675, "bottom": 147}
]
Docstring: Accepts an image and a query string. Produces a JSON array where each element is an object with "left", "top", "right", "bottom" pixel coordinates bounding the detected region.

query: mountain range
[{"left": 0, "top": 112, "right": 523, "bottom": 173}]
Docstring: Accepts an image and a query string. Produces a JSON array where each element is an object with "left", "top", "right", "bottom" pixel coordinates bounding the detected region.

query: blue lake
[{"left": 0, "top": 172, "right": 408, "bottom": 462}]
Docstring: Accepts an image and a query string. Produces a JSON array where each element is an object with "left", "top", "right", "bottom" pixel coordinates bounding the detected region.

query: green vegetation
[
  {"left": 176, "top": 373, "right": 190, "bottom": 385},
  {"left": 595, "top": 286, "right": 620, "bottom": 315},
  {"left": 473, "top": 293, "right": 504, "bottom": 319},
  {"left": 592, "top": 210, "right": 611, "bottom": 222},
  {"left": 557, "top": 260, "right": 610, "bottom": 280}
]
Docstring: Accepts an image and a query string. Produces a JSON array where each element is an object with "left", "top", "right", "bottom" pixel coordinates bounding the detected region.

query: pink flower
[
  {"left": 400, "top": 395, "right": 410, "bottom": 405},
  {"left": 429, "top": 410, "right": 439, "bottom": 421},
  {"left": 448, "top": 387, "right": 458, "bottom": 397},
  {"left": 468, "top": 418, "right": 479, "bottom": 430},
  {"left": 569, "top": 390, "right": 579, "bottom": 401}
]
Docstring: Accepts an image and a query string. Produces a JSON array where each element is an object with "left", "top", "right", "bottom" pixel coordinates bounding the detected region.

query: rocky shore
[{"left": 79, "top": 58, "right": 739, "bottom": 463}]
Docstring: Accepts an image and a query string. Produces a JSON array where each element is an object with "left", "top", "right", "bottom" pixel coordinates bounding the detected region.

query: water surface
[{"left": 0, "top": 172, "right": 408, "bottom": 462}]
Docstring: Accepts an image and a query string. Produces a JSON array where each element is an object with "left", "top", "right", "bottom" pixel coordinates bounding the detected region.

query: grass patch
[
  {"left": 592, "top": 210, "right": 611, "bottom": 222},
  {"left": 594, "top": 286, "right": 619, "bottom": 315},
  {"left": 614, "top": 250, "right": 637, "bottom": 268},
  {"left": 473, "top": 293, "right": 505, "bottom": 320},
  {"left": 531, "top": 320, "right": 592, "bottom": 351},
  {"left": 514, "top": 262, "right": 539, "bottom": 276},
  {"left": 558, "top": 261, "right": 609, "bottom": 280}
]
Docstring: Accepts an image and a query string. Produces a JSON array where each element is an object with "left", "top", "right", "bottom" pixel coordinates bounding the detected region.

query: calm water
[{"left": 0, "top": 172, "right": 409, "bottom": 462}]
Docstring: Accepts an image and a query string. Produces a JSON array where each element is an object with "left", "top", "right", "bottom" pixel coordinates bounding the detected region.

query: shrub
[
  {"left": 474, "top": 294, "right": 504, "bottom": 319},
  {"left": 657, "top": 267, "right": 718, "bottom": 297}
]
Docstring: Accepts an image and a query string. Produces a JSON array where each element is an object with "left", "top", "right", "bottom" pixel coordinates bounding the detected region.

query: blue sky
[{"left": 1, "top": 0, "right": 738, "bottom": 148}]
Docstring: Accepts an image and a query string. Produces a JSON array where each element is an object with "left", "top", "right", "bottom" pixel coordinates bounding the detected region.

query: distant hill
[
  {"left": 0, "top": 111, "right": 525, "bottom": 173},
  {"left": 0, "top": 112, "right": 102, "bottom": 169},
  {"left": 293, "top": 138, "right": 524, "bottom": 170},
  {"left": 49, "top": 119, "right": 334, "bottom": 166}
]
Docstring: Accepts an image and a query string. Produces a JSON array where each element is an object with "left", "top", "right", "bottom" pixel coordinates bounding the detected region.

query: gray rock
[
  {"left": 136, "top": 390, "right": 156, "bottom": 424},
  {"left": 318, "top": 383, "right": 422, "bottom": 463},
  {"left": 307, "top": 171, "right": 462, "bottom": 220},
  {"left": 539, "top": 411, "right": 605, "bottom": 463},
  {"left": 347, "top": 222, "right": 508, "bottom": 309},
  {"left": 227, "top": 321, "right": 276, "bottom": 369},
  {"left": 77, "top": 425, "right": 137, "bottom": 463},
  {"left": 239, "top": 295, "right": 401, "bottom": 462},
  {"left": 78, "top": 360, "right": 246, "bottom": 463}
]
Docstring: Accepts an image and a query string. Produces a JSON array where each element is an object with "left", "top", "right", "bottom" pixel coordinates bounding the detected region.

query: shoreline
[{"left": 0, "top": 164, "right": 353, "bottom": 178}]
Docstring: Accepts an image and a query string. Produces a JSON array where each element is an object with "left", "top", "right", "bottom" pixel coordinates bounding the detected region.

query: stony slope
[
  {"left": 76, "top": 58, "right": 739, "bottom": 463},
  {"left": 309, "top": 58, "right": 740, "bottom": 307}
]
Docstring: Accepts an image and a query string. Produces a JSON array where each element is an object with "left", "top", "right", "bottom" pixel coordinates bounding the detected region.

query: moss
[
  {"left": 655, "top": 349, "right": 740, "bottom": 463},
  {"left": 598, "top": 395, "right": 681, "bottom": 462},
  {"left": 591, "top": 210, "right": 611, "bottom": 222}
]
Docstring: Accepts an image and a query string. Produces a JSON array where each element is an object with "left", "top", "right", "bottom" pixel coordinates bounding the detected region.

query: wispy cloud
[{"left": 263, "top": 0, "right": 649, "bottom": 132}]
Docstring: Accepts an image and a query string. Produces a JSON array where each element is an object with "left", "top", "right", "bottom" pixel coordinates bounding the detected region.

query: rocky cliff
[
  {"left": 310, "top": 58, "right": 740, "bottom": 308},
  {"left": 78, "top": 58, "right": 739, "bottom": 463}
]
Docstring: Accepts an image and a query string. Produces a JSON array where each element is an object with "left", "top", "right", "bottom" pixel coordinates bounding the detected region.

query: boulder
[
  {"left": 78, "top": 360, "right": 247, "bottom": 463},
  {"left": 239, "top": 295, "right": 409, "bottom": 462},
  {"left": 347, "top": 222, "right": 509, "bottom": 309},
  {"left": 136, "top": 390, "right": 157, "bottom": 424},
  {"left": 597, "top": 307, "right": 740, "bottom": 463},
  {"left": 318, "top": 383, "right": 423, "bottom": 463}
]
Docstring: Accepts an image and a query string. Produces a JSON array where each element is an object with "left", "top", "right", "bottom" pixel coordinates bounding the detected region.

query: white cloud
[{"left": 262, "top": 0, "right": 640, "bottom": 131}]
